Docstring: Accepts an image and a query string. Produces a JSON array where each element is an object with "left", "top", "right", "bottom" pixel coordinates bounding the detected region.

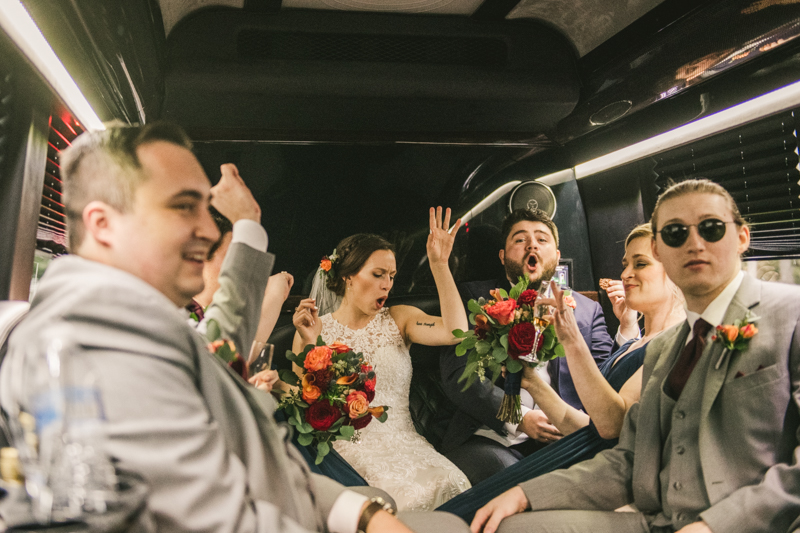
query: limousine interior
[{"left": 1, "top": 0, "right": 800, "bottom": 448}]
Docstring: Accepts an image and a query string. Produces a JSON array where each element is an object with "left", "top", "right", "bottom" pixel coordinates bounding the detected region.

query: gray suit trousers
[{"left": 495, "top": 510, "right": 655, "bottom": 533}]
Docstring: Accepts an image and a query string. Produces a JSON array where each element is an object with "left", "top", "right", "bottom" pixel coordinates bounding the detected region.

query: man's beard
[{"left": 505, "top": 254, "right": 558, "bottom": 287}]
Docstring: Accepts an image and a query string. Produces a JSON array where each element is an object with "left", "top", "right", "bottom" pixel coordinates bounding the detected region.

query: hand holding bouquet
[
  {"left": 453, "top": 277, "right": 573, "bottom": 424},
  {"left": 278, "top": 338, "right": 389, "bottom": 464}
]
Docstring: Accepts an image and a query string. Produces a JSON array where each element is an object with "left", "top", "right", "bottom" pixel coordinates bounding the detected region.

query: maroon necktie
[{"left": 666, "top": 319, "right": 712, "bottom": 400}]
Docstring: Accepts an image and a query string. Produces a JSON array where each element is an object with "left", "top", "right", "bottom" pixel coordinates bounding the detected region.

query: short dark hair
[
  {"left": 500, "top": 209, "right": 559, "bottom": 249},
  {"left": 651, "top": 178, "right": 747, "bottom": 232},
  {"left": 327, "top": 234, "right": 395, "bottom": 297},
  {"left": 208, "top": 206, "right": 233, "bottom": 260},
  {"left": 60, "top": 121, "right": 193, "bottom": 251}
]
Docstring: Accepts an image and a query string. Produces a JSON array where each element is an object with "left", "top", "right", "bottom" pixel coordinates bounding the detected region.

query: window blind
[
  {"left": 37, "top": 114, "right": 82, "bottom": 255},
  {"left": 653, "top": 109, "right": 800, "bottom": 259}
]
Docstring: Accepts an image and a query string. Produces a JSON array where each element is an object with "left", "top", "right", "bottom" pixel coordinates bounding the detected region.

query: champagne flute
[{"left": 519, "top": 280, "right": 552, "bottom": 364}]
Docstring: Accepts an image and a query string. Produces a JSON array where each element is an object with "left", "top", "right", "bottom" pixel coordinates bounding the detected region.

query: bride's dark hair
[{"left": 328, "top": 234, "right": 395, "bottom": 296}]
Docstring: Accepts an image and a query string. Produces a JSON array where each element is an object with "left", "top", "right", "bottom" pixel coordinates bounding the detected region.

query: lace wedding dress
[{"left": 322, "top": 308, "right": 470, "bottom": 511}]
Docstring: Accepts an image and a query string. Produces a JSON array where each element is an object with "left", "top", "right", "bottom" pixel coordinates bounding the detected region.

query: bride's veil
[{"left": 309, "top": 268, "right": 342, "bottom": 317}]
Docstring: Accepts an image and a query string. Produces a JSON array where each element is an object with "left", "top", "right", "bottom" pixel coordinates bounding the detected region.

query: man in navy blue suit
[{"left": 440, "top": 209, "right": 622, "bottom": 484}]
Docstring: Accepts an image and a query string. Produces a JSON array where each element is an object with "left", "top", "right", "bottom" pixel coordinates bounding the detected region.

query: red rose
[
  {"left": 305, "top": 399, "right": 342, "bottom": 431},
  {"left": 351, "top": 413, "right": 372, "bottom": 430},
  {"left": 518, "top": 289, "right": 538, "bottom": 306},
  {"left": 507, "top": 322, "right": 543, "bottom": 359},
  {"left": 313, "top": 369, "right": 333, "bottom": 393},
  {"left": 484, "top": 299, "right": 517, "bottom": 325},
  {"left": 363, "top": 376, "right": 376, "bottom": 402}
]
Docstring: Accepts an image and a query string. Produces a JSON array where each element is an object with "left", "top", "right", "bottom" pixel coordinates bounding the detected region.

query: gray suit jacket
[
  {"left": 2, "top": 243, "right": 349, "bottom": 533},
  {"left": 519, "top": 273, "right": 800, "bottom": 532}
]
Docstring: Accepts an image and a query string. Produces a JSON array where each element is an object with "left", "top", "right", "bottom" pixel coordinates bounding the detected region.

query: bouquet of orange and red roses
[
  {"left": 453, "top": 277, "right": 574, "bottom": 424},
  {"left": 278, "top": 338, "right": 389, "bottom": 464}
]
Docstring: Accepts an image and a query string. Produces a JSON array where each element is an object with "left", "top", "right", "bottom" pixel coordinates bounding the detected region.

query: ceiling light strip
[
  {"left": 456, "top": 180, "right": 521, "bottom": 228},
  {"left": 0, "top": 1, "right": 105, "bottom": 131},
  {"left": 574, "top": 78, "right": 800, "bottom": 179}
]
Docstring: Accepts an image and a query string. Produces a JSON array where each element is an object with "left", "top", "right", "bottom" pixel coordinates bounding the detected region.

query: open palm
[{"left": 427, "top": 206, "right": 461, "bottom": 266}]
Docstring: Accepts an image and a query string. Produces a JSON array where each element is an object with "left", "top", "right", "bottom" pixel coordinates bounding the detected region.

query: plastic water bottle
[{"left": 12, "top": 323, "right": 116, "bottom": 523}]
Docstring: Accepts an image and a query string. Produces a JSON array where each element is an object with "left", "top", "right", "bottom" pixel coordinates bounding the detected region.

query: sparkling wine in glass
[{"left": 518, "top": 280, "right": 553, "bottom": 364}]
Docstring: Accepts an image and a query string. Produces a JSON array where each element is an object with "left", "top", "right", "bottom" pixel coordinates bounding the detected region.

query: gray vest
[{"left": 653, "top": 333, "right": 714, "bottom": 530}]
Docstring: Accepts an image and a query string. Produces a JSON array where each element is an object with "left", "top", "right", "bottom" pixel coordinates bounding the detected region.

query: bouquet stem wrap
[{"left": 497, "top": 370, "right": 523, "bottom": 424}]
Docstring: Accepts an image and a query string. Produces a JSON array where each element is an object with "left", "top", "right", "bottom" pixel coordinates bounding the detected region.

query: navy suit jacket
[{"left": 439, "top": 278, "right": 613, "bottom": 452}]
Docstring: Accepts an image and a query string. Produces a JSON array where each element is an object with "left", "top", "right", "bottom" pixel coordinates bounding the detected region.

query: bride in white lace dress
[{"left": 292, "top": 207, "right": 471, "bottom": 511}]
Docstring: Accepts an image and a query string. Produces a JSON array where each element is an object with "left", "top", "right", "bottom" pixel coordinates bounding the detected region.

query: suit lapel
[{"left": 699, "top": 275, "right": 762, "bottom": 421}]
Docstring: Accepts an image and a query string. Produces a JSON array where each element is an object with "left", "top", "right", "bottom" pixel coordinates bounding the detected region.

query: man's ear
[
  {"left": 737, "top": 224, "right": 751, "bottom": 255},
  {"left": 556, "top": 249, "right": 561, "bottom": 263},
  {"left": 82, "top": 201, "right": 118, "bottom": 248},
  {"left": 498, "top": 249, "right": 505, "bottom": 266}
]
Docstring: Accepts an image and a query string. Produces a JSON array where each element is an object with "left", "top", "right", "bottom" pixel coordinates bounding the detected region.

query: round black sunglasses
[{"left": 657, "top": 219, "right": 737, "bottom": 248}]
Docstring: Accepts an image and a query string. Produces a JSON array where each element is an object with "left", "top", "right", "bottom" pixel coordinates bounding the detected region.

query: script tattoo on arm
[{"left": 416, "top": 321, "right": 435, "bottom": 327}]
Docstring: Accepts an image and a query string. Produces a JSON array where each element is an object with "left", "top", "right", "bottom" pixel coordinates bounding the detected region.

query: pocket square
[{"left": 734, "top": 365, "right": 765, "bottom": 379}]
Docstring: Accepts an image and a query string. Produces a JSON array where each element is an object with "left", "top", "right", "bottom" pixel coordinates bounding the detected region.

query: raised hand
[
  {"left": 427, "top": 206, "right": 461, "bottom": 267},
  {"left": 266, "top": 271, "right": 294, "bottom": 302},
  {"left": 537, "top": 281, "right": 582, "bottom": 348},
  {"left": 606, "top": 279, "right": 639, "bottom": 337},
  {"left": 293, "top": 298, "right": 321, "bottom": 346},
  {"left": 210, "top": 163, "right": 261, "bottom": 223}
]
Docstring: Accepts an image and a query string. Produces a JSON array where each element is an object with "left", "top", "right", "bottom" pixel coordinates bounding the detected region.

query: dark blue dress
[{"left": 436, "top": 340, "right": 646, "bottom": 521}]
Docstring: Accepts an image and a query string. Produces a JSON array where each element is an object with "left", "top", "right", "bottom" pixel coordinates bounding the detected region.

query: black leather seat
[{"left": 268, "top": 294, "right": 458, "bottom": 452}]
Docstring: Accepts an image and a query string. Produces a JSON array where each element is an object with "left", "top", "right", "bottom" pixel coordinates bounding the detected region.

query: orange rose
[
  {"left": 740, "top": 323, "right": 758, "bottom": 339},
  {"left": 484, "top": 299, "right": 517, "bottom": 326},
  {"left": 301, "top": 374, "right": 321, "bottom": 403},
  {"left": 320, "top": 258, "right": 332, "bottom": 272},
  {"left": 564, "top": 294, "right": 577, "bottom": 310},
  {"left": 304, "top": 346, "right": 332, "bottom": 372},
  {"left": 345, "top": 390, "right": 369, "bottom": 419},
  {"left": 330, "top": 342, "right": 351, "bottom": 354},
  {"left": 717, "top": 325, "right": 739, "bottom": 343}
]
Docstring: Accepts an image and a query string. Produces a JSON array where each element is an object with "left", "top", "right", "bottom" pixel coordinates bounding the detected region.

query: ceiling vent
[
  {"left": 162, "top": 8, "right": 580, "bottom": 141},
  {"left": 237, "top": 30, "right": 508, "bottom": 67}
]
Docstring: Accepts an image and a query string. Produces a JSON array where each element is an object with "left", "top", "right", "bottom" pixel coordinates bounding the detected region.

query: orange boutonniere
[
  {"left": 205, "top": 319, "right": 248, "bottom": 379},
  {"left": 711, "top": 312, "right": 759, "bottom": 351},
  {"left": 713, "top": 312, "right": 759, "bottom": 369}
]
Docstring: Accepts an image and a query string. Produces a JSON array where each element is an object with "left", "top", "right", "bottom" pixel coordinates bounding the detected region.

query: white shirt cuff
[
  {"left": 231, "top": 219, "right": 268, "bottom": 252},
  {"left": 327, "top": 490, "right": 369, "bottom": 533},
  {"left": 615, "top": 325, "right": 640, "bottom": 346},
  {"left": 505, "top": 405, "right": 533, "bottom": 435}
]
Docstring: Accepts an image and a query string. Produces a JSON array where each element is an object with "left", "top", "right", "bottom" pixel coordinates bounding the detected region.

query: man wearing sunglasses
[{"left": 470, "top": 179, "right": 800, "bottom": 533}]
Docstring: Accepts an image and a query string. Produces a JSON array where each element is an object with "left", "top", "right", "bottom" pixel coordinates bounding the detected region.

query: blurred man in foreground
[{"left": 1, "top": 122, "right": 467, "bottom": 533}]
